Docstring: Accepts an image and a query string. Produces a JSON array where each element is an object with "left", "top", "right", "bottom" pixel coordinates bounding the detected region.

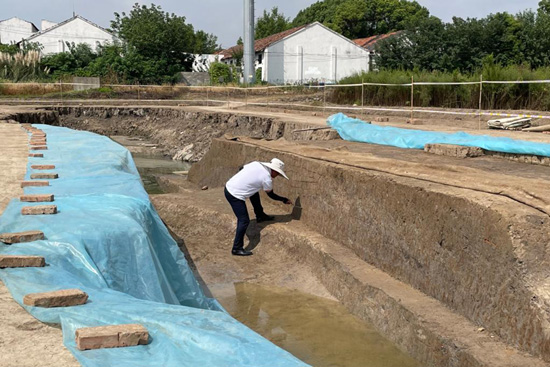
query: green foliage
[
  {"left": 292, "top": 0, "right": 430, "bottom": 38},
  {"left": 41, "top": 43, "right": 97, "bottom": 79},
  {"left": 209, "top": 62, "right": 232, "bottom": 84},
  {"left": 335, "top": 64, "right": 550, "bottom": 111},
  {"left": 374, "top": 8, "right": 550, "bottom": 73},
  {"left": 255, "top": 7, "right": 292, "bottom": 39},
  {"left": 255, "top": 67, "right": 263, "bottom": 83},
  {"left": 0, "top": 44, "right": 20, "bottom": 55},
  {"left": 109, "top": 3, "right": 214, "bottom": 83}
]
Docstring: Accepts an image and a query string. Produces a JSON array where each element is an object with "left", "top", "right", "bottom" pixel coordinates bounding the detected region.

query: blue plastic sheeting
[
  {"left": 328, "top": 113, "right": 550, "bottom": 157},
  {"left": 0, "top": 125, "right": 307, "bottom": 367}
]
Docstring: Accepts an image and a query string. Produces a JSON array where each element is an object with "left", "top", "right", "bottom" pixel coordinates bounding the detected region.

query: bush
[{"left": 209, "top": 62, "right": 232, "bottom": 84}]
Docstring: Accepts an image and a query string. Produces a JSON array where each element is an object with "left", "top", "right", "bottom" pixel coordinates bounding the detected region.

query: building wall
[
  {"left": 30, "top": 17, "right": 115, "bottom": 54},
  {"left": 264, "top": 24, "right": 370, "bottom": 85},
  {"left": 0, "top": 18, "right": 37, "bottom": 45},
  {"left": 41, "top": 20, "right": 58, "bottom": 31}
]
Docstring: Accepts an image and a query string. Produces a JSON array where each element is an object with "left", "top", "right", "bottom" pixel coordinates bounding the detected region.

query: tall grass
[
  {"left": 335, "top": 64, "right": 550, "bottom": 111},
  {"left": 0, "top": 50, "right": 49, "bottom": 82}
]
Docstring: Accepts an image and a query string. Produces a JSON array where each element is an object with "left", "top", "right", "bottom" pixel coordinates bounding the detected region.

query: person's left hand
[{"left": 284, "top": 198, "right": 293, "bottom": 205}]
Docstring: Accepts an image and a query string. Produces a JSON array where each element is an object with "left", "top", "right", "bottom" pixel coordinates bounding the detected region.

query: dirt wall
[
  {"left": 44, "top": 107, "right": 337, "bottom": 162},
  {"left": 189, "top": 137, "right": 550, "bottom": 361}
]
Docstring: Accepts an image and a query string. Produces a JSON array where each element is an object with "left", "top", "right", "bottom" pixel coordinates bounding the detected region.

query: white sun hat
[{"left": 261, "top": 158, "right": 289, "bottom": 179}]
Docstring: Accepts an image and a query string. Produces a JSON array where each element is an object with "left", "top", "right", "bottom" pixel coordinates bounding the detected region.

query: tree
[
  {"left": 255, "top": 7, "right": 292, "bottom": 39},
  {"left": 109, "top": 3, "right": 218, "bottom": 83},
  {"left": 293, "top": 0, "right": 430, "bottom": 39}
]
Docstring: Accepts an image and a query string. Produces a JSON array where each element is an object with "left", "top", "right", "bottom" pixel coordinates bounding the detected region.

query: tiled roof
[
  {"left": 218, "top": 24, "right": 307, "bottom": 60},
  {"left": 353, "top": 31, "right": 402, "bottom": 51}
]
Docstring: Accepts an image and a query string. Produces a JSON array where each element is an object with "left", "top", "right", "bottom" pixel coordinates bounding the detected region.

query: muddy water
[
  {"left": 133, "top": 155, "right": 190, "bottom": 194},
  {"left": 211, "top": 283, "right": 419, "bottom": 367}
]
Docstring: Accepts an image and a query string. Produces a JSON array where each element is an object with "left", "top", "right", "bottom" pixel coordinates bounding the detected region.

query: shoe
[
  {"left": 256, "top": 215, "right": 275, "bottom": 223},
  {"left": 231, "top": 248, "right": 253, "bottom": 256}
]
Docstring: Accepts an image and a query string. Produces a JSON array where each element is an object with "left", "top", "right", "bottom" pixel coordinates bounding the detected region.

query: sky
[{"left": 0, "top": 0, "right": 542, "bottom": 48}]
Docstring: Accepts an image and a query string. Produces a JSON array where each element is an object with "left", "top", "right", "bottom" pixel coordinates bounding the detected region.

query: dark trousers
[{"left": 224, "top": 187, "right": 265, "bottom": 250}]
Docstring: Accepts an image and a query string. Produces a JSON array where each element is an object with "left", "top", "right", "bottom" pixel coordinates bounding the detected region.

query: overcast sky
[{"left": 0, "top": 0, "right": 541, "bottom": 48}]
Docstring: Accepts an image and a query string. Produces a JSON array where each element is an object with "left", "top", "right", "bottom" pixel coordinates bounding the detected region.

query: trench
[
  {"left": 129, "top": 149, "right": 419, "bottom": 367},
  {"left": 6, "top": 107, "right": 550, "bottom": 366}
]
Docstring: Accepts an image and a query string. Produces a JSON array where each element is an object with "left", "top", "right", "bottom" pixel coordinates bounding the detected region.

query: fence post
[
  {"left": 410, "top": 76, "right": 414, "bottom": 123},
  {"left": 361, "top": 77, "right": 365, "bottom": 119},
  {"left": 323, "top": 85, "right": 327, "bottom": 114},
  {"left": 478, "top": 74, "right": 483, "bottom": 130}
]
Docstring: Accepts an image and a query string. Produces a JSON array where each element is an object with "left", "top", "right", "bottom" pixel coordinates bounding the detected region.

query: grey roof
[
  {"left": 24, "top": 14, "right": 114, "bottom": 42},
  {"left": 0, "top": 16, "right": 38, "bottom": 32}
]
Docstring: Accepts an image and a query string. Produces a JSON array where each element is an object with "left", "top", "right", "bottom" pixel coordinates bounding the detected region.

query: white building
[
  {"left": 219, "top": 22, "right": 370, "bottom": 85},
  {"left": 22, "top": 15, "right": 116, "bottom": 54},
  {"left": 0, "top": 17, "right": 38, "bottom": 45}
]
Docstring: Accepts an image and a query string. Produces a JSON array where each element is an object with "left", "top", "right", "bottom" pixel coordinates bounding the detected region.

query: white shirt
[{"left": 226, "top": 161, "right": 273, "bottom": 200}]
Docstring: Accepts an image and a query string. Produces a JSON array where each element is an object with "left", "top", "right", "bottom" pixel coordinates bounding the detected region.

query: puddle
[
  {"left": 212, "top": 282, "right": 419, "bottom": 367},
  {"left": 133, "top": 155, "right": 190, "bottom": 194}
]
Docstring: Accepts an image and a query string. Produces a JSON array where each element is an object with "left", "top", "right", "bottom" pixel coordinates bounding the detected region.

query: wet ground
[{"left": 133, "top": 155, "right": 190, "bottom": 194}]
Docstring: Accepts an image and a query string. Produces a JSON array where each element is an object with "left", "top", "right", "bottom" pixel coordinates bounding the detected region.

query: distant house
[
  {"left": 21, "top": 15, "right": 116, "bottom": 54},
  {"left": 219, "top": 22, "right": 370, "bottom": 85},
  {"left": 353, "top": 31, "right": 402, "bottom": 70},
  {"left": 0, "top": 17, "right": 38, "bottom": 45}
]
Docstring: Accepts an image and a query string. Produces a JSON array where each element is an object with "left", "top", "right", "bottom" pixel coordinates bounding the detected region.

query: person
[{"left": 224, "top": 158, "right": 292, "bottom": 256}]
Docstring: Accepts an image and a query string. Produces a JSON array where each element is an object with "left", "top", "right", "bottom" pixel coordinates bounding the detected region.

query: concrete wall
[
  {"left": 264, "top": 23, "right": 370, "bottom": 84},
  {"left": 0, "top": 17, "right": 37, "bottom": 45},
  {"left": 73, "top": 77, "right": 100, "bottom": 91},
  {"left": 29, "top": 17, "right": 115, "bottom": 55},
  {"left": 41, "top": 20, "right": 57, "bottom": 31},
  {"left": 178, "top": 72, "right": 210, "bottom": 86}
]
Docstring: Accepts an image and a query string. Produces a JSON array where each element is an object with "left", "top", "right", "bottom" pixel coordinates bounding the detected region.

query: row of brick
[
  {"left": 0, "top": 124, "right": 149, "bottom": 350},
  {"left": 21, "top": 125, "right": 57, "bottom": 217}
]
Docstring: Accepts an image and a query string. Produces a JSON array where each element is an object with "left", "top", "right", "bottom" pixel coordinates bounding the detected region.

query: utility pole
[{"left": 243, "top": 0, "right": 255, "bottom": 85}]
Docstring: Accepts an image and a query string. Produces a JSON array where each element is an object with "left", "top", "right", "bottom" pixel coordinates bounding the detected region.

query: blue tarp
[
  {"left": 0, "top": 125, "right": 307, "bottom": 367},
  {"left": 328, "top": 113, "right": 550, "bottom": 157}
]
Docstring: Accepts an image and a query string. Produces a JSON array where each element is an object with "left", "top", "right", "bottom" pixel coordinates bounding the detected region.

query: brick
[
  {"left": 30, "top": 173, "right": 58, "bottom": 179},
  {"left": 21, "top": 205, "right": 57, "bottom": 215},
  {"left": 29, "top": 153, "right": 44, "bottom": 158},
  {"left": 21, "top": 181, "right": 49, "bottom": 187},
  {"left": 23, "top": 289, "right": 88, "bottom": 308},
  {"left": 0, "top": 255, "right": 45, "bottom": 268},
  {"left": 30, "top": 141, "right": 47, "bottom": 146},
  {"left": 20, "top": 194, "right": 54, "bottom": 202},
  {"left": 31, "top": 165, "right": 55, "bottom": 170},
  {"left": 30, "top": 146, "right": 48, "bottom": 150},
  {"left": 424, "top": 144, "right": 484, "bottom": 158},
  {"left": 0, "top": 230, "right": 44, "bottom": 244},
  {"left": 76, "top": 324, "right": 149, "bottom": 351}
]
